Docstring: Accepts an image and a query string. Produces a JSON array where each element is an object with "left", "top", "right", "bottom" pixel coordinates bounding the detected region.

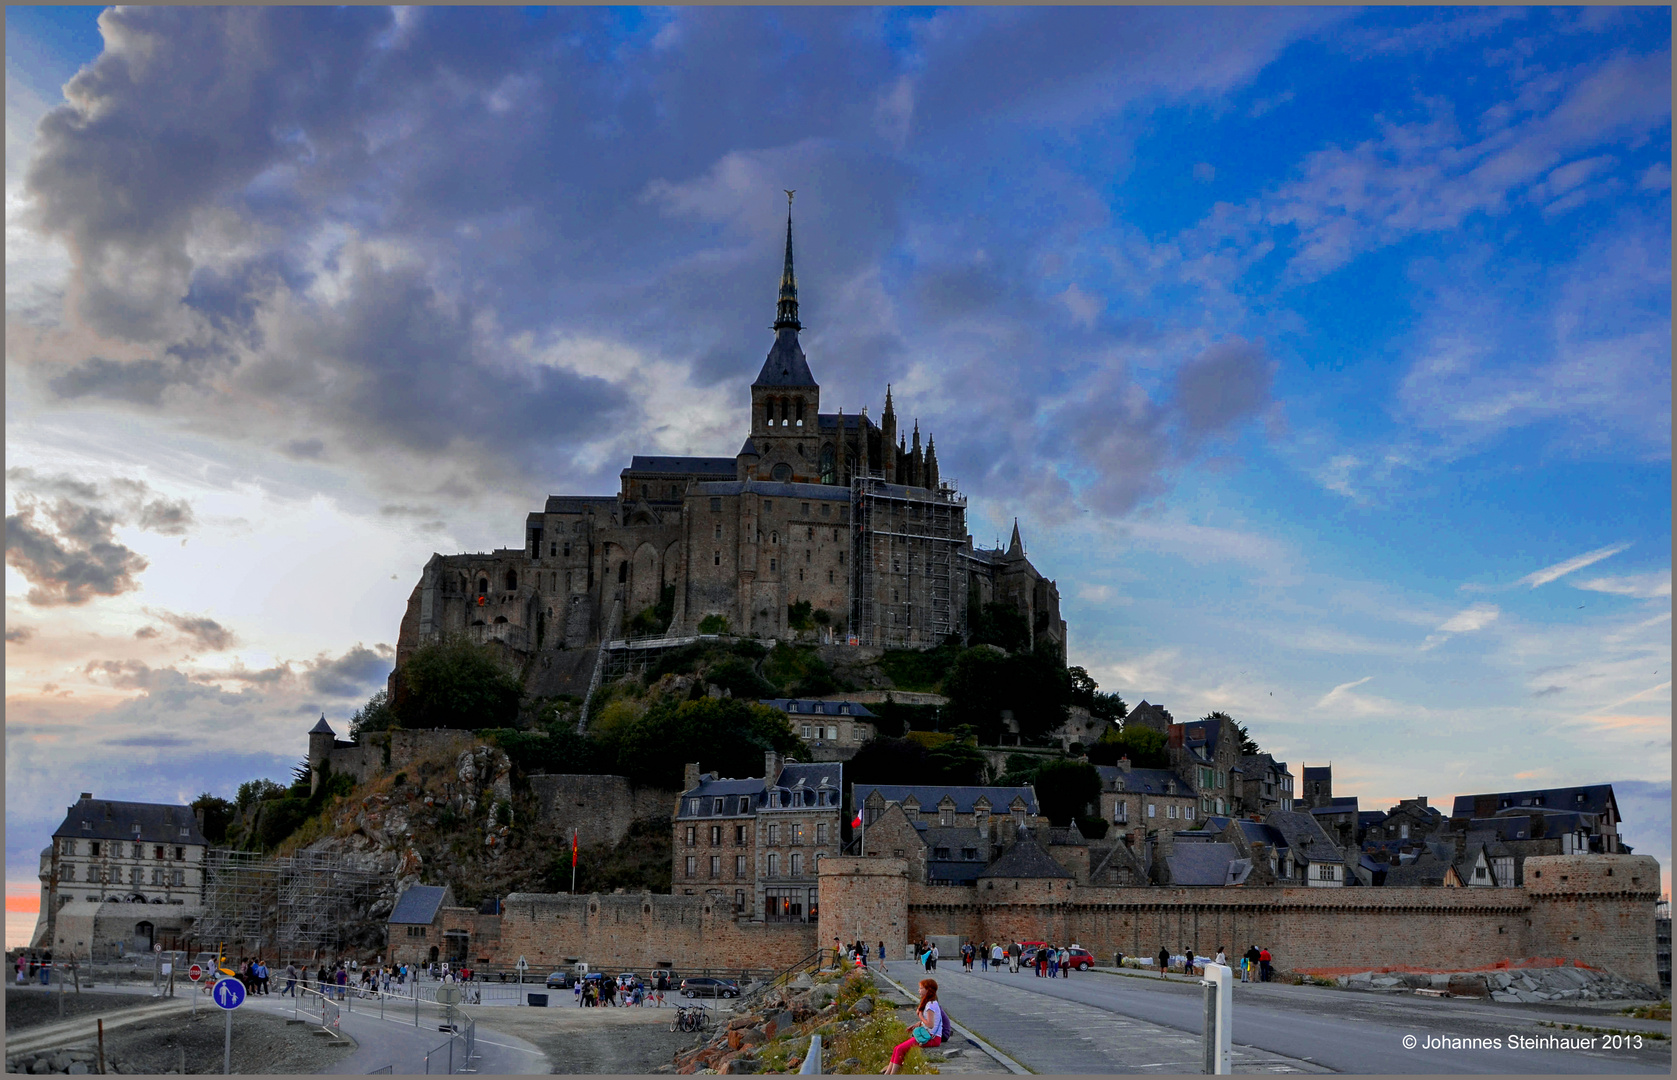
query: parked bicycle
[{"left": 672, "top": 1003, "right": 710, "bottom": 1032}]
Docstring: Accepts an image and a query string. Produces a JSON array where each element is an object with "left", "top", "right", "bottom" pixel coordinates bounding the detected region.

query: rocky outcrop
[{"left": 1335, "top": 963, "right": 1661, "bottom": 1003}]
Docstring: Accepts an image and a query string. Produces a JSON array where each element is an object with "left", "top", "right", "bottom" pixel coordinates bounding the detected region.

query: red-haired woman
[{"left": 884, "top": 978, "right": 944, "bottom": 1073}]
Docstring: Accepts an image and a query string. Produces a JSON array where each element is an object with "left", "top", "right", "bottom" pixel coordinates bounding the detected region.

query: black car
[
  {"left": 679, "top": 977, "right": 739, "bottom": 998},
  {"left": 546, "top": 970, "right": 578, "bottom": 989}
]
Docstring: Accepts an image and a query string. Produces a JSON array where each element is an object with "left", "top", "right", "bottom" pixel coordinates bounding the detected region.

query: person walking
[
  {"left": 655, "top": 970, "right": 668, "bottom": 1006},
  {"left": 283, "top": 962, "right": 297, "bottom": 997},
  {"left": 1259, "top": 946, "right": 1272, "bottom": 983},
  {"left": 884, "top": 979, "right": 945, "bottom": 1074},
  {"left": 1157, "top": 946, "right": 1170, "bottom": 977},
  {"left": 1243, "top": 945, "right": 1259, "bottom": 983},
  {"left": 991, "top": 943, "right": 1004, "bottom": 972},
  {"left": 978, "top": 943, "right": 988, "bottom": 973},
  {"left": 1059, "top": 946, "right": 1070, "bottom": 979},
  {"left": 1182, "top": 947, "right": 1195, "bottom": 978},
  {"left": 1007, "top": 941, "right": 1020, "bottom": 974},
  {"left": 928, "top": 943, "right": 938, "bottom": 971},
  {"left": 1214, "top": 946, "right": 1227, "bottom": 970}
]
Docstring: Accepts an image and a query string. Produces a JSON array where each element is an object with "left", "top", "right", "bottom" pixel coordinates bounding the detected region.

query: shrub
[
  {"left": 390, "top": 635, "right": 523, "bottom": 730},
  {"left": 696, "top": 613, "right": 730, "bottom": 635}
]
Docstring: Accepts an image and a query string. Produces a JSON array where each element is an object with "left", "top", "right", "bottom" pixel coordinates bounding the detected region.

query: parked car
[
  {"left": 616, "top": 972, "right": 640, "bottom": 990},
  {"left": 679, "top": 977, "right": 739, "bottom": 998},
  {"left": 546, "top": 971, "right": 577, "bottom": 989},
  {"left": 1021, "top": 945, "right": 1095, "bottom": 970},
  {"left": 650, "top": 968, "right": 673, "bottom": 986}
]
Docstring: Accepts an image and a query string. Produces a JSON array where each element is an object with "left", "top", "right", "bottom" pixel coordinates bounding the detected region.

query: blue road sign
[{"left": 212, "top": 977, "right": 246, "bottom": 1010}]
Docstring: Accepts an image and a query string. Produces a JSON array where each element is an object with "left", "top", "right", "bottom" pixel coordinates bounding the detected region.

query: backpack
[{"left": 937, "top": 1005, "right": 954, "bottom": 1041}]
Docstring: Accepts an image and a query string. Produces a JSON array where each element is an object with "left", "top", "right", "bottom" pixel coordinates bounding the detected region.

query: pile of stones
[
  {"left": 1334, "top": 964, "right": 1661, "bottom": 1003},
  {"left": 663, "top": 971, "right": 879, "bottom": 1075},
  {"left": 5, "top": 1048, "right": 156, "bottom": 1075}
]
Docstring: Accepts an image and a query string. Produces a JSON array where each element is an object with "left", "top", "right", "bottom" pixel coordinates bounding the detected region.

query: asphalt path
[{"left": 928, "top": 965, "right": 1671, "bottom": 1075}]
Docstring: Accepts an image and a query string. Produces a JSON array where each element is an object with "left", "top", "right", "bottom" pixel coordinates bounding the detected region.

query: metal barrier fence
[{"left": 422, "top": 1015, "right": 476, "bottom": 1074}]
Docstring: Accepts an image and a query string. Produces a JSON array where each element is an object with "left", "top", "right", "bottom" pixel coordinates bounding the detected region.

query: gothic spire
[
  {"left": 774, "top": 191, "right": 800, "bottom": 331},
  {"left": 1008, "top": 518, "right": 1023, "bottom": 556}
]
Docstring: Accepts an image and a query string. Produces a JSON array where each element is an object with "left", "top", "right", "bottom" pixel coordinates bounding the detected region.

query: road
[{"left": 893, "top": 965, "right": 1671, "bottom": 1075}]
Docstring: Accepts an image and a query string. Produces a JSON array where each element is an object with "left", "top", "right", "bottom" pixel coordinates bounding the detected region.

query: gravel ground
[
  {"left": 5, "top": 992, "right": 160, "bottom": 1033},
  {"left": 4, "top": 996, "right": 355, "bottom": 1075},
  {"left": 462, "top": 1002, "right": 707, "bottom": 1073}
]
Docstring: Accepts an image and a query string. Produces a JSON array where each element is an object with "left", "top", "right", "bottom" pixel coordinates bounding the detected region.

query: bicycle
[{"left": 672, "top": 1003, "right": 710, "bottom": 1032}]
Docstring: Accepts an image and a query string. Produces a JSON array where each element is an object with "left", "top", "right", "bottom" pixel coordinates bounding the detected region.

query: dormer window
[
  {"left": 689, "top": 800, "right": 700, "bottom": 815},
  {"left": 131, "top": 823, "right": 141, "bottom": 835},
  {"left": 713, "top": 798, "right": 724, "bottom": 814},
  {"left": 788, "top": 703, "right": 799, "bottom": 713}
]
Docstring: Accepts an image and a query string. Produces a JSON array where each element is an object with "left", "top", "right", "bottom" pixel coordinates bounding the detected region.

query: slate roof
[
  {"left": 1310, "top": 797, "right": 1358, "bottom": 815},
  {"left": 1383, "top": 853, "right": 1455, "bottom": 887},
  {"left": 977, "top": 835, "right": 1072, "bottom": 880},
  {"left": 922, "top": 826, "right": 989, "bottom": 883},
  {"left": 1236, "top": 820, "right": 1288, "bottom": 849},
  {"left": 1236, "top": 753, "right": 1290, "bottom": 776},
  {"left": 390, "top": 885, "right": 451, "bottom": 925},
  {"left": 52, "top": 796, "right": 207, "bottom": 846},
  {"left": 1178, "top": 719, "right": 1223, "bottom": 756},
  {"left": 754, "top": 327, "right": 817, "bottom": 388},
  {"left": 678, "top": 762, "right": 842, "bottom": 818},
  {"left": 1093, "top": 765, "right": 1194, "bottom": 797},
  {"left": 542, "top": 495, "right": 618, "bottom": 514},
  {"left": 771, "top": 761, "right": 843, "bottom": 802},
  {"left": 624, "top": 456, "right": 737, "bottom": 476},
  {"left": 738, "top": 437, "right": 759, "bottom": 457},
  {"left": 761, "top": 699, "right": 878, "bottom": 719},
  {"left": 1358, "top": 811, "right": 1388, "bottom": 831},
  {"left": 1167, "top": 843, "right": 1252, "bottom": 886},
  {"left": 1126, "top": 701, "right": 1175, "bottom": 731},
  {"left": 854, "top": 784, "right": 1039, "bottom": 816},
  {"left": 1264, "top": 811, "right": 1343, "bottom": 864},
  {"left": 817, "top": 413, "right": 866, "bottom": 431},
  {"left": 310, "top": 715, "right": 336, "bottom": 735},
  {"left": 1450, "top": 784, "right": 1618, "bottom": 821}
]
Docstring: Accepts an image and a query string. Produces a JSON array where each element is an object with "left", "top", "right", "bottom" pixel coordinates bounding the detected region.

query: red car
[{"left": 1022, "top": 946, "right": 1096, "bottom": 971}]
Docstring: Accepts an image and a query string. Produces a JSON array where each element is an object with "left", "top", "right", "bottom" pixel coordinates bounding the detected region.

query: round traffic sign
[
  {"left": 212, "top": 977, "right": 246, "bottom": 1010},
  {"left": 153, "top": 944, "right": 163, "bottom": 953},
  {"left": 189, "top": 964, "right": 204, "bottom": 981},
  {"left": 435, "top": 985, "right": 462, "bottom": 1005}
]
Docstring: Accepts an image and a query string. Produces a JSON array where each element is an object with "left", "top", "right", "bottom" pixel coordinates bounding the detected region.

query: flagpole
[{"left": 570, "top": 828, "right": 577, "bottom": 895}]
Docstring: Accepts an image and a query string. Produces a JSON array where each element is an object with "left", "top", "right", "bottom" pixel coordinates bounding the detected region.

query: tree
[
  {"left": 390, "top": 636, "right": 524, "bottom": 730},
  {"left": 1205, "top": 712, "right": 1261, "bottom": 756},
  {"left": 968, "top": 601, "right": 1030, "bottom": 653},
  {"left": 846, "top": 736, "right": 986, "bottom": 787},
  {"left": 349, "top": 689, "right": 395, "bottom": 738},
  {"left": 600, "top": 697, "right": 804, "bottom": 789},
  {"left": 1087, "top": 725, "right": 1169, "bottom": 769},
  {"left": 1068, "top": 665, "right": 1126, "bottom": 723},
  {"left": 942, "top": 643, "right": 1071, "bottom": 745},
  {"left": 191, "top": 793, "right": 235, "bottom": 845},
  {"left": 1032, "top": 759, "right": 1101, "bottom": 826}
]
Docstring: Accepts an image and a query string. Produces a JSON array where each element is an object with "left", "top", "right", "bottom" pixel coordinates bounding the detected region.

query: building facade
[
  {"left": 33, "top": 794, "right": 208, "bottom": 956},
  {"left": 390, "top": 206, "right": 1065, "bottom": 699}
]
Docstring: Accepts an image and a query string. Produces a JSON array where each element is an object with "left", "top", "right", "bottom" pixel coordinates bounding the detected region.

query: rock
[
  {"left": 1348, "top": 971, "right": 1372, "bottom": 984},
  {"left": 67, "top": 1065, "right": 89, "bottom": 1075},
  {"left": 1488, "top": 972, "right": 1512, "bottom": 990},
  {"left": 852, "top": 996, "right": 874, "bottom": 1015},
  {"left": 720, "top": 1059, "right": 759, "bottom": 1074},
  {"left": 942, "top": 1048, "right": 963, "bottom": 1058},
  {"left": 1447, "top": 975, "right": 1487, "bottom": 998},
  {"left": 1491, "top": 991, "right": 1518, "bottom": 1002},
  {"left": 50, "top": 1055, "right": 71, "bottom": 1073},
  {"left": 1428, "top": 974, "right": 1451, "bottom": 988},
  {"left": 789, "top": 973, "right": 815, "bottom": 990}
]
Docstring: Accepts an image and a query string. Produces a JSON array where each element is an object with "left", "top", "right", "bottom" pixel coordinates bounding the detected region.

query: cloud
[
  {"left": 83, "top": 659, "right": 161, "bottom": 691},
  {"left": 1517, "top": 543, "right": 1631, "bottom": 588},
  {"left": 1574, "top": 570, "right": 1671, "bottom": 600},
  {"left": 1421, "top": 603, "right": 1500, "bottom": 650},
  {"left": 153, "top": 611, "right": 238, "bottom": 651},
  {"left": 305, "top": 643, "right": 395, "bottom": 698},
  {"left": 6, "top": 626, "right": 35, "bottom": 644},
  {"left": 1170, "top": 338, "right": 1276, "bottom": 447},
  {"left": 4, "top": 469, "right": 196, "bottom": 606}
]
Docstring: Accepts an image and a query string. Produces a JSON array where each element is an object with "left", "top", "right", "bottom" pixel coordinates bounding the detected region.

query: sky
[{"left": 5, "top": 6, "right": 1670, "bottom": 941}]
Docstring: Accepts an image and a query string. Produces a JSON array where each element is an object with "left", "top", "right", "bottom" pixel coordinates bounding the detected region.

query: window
[
  {"left": 1399, "top": 823, "right": 1409, "bottom": 839},
  {"left": 1167, "top": 805, "right": 1177, "bottom": 819},
  {"left": 151, "top": 868, "right": 163, "bottom": 886},
  {"left": 738, "top": 797, "right": 751, "bottom": 815},
  {"left": 790, "top": 852, "right": 803, "bottom": 876},
  {"left": 815, "top": 823, "right": 827, "bottom": 844},
  {"left": 770, "top": 559, "right": 777, "bottom": 571},
  {"left": 764, "top": 886, "right": 803, "bottom": 922},
  {"left": 767, "top": 824, "right": 779, "bottom": 845},
  {"left": 63, "top": 865, "right": 77, "bottom": 882},
  {"left": 688, "top": 800, "right": 699, "bottom": 814},
  {"left": 822, "top": 504, "right": 830, "bottom": 517},
  {"left": 962, "top": 848, "right": 978, "bottom": 860},
  {"left": 802, "top": 725, "right": 812, "bottom": 738},
  {"left": 714, "top": 523, "right": 722, "bottom": 540},
  {"left": 1146, "top": 804, "right": 1155, "bottom": 819},
  {"left": 174, "top": 847, "right": 184, "bottom": 860},
  {"left": 91, "top": 842, "right": 102, "bottom": 857},
  {"left": 715, "top": 552, "right": 721, "bottom": 566},
  {"left": 711, "top": 498, "right": 722, "bottom": 512},
  {"left": 735, "top": 825, "right": 747, "bottom": 844},
  {"left": 1186, "top": 806, "right": 1195, "bottom": 820},
  {"left": 767, "top": 854, "right": 779, "bottom": 877},
  {"left": 505, "top": 569, "right": 518, "bottom": 590},
  {"left": 1115, "top": 803, "right": 1127, "bottom": 824},
  {"left": 710, "top": 825, "right": 722, "bottom": 845},
  {"left": 736, "top": 855, "right": 747, "bottom": 877},
  {"left": 735, "top": 889, "right": 747, "bottom": 910},
  {"left": 791, "top": 824, "right": 804, "bottom": 845},
  {"left": 764, "top": 500, "right": 772, "bottom": 511},
  {"left": 130, "top": 867, "right": 142, "bottom": 884},
  {"left": 685, "top": 826, "right": 697, "bottom": 846},
  {"left": 685, "top": 856, "right": 696, "bottom": 878},
  {"left": 713, "top": 798, "right": 724, "bottom": 815},
  {"left": 933, "top": 847, "right": 951, "bottom": 859},
  {"left": 771, "top": 531, "right": 778, "bottom": 545},
  {"left": 131, "top": 842, "right": 141, "bottom": 857},
  {"left": 710, "top": 856, "right": 721, "bottom": 878}
]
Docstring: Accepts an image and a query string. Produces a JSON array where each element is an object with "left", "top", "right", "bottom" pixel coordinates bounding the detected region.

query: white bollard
[
  {"left": 1202, "top": 963, "right": 1233, "bottom": 1074},
  {"left": 798, "top": 1034, "right": 822, "bottom": 1074}
]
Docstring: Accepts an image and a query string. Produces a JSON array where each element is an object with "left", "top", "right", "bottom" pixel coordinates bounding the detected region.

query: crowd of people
[{"left": 572, "top": 971, "right": 669, "bottom": 1007}]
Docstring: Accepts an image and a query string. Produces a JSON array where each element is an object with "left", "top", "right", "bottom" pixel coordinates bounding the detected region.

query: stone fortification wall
[
  {"left": 834, "top": 853, "right": 1659, "bottom": 985},
  {"left": 529, "top": 774, "right": 678, "bottom": 849},
  {"left": 818, "top": 857, "right": 909, "bottom": 963},
  {"left": 324, "top": 729, "right": 483, "bottom": 788},
  {"left": 497, "top": 892, "right": 818, "bottom": 972}
]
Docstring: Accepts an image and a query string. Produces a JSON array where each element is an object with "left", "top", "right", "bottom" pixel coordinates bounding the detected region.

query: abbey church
[{"left": 394, "top": 205, "right": 1064, "bottom": 691}]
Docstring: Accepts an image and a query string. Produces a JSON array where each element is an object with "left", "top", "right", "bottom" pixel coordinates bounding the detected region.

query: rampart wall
[
  {"left": 824, "top": 854, "right": 1659, "bottom": 985},
  {"left": 496, "top": 892, "right": 818, "bottom": 972},
  {"left": 529, "top": 774, "right": 678, "bottom": 849}
]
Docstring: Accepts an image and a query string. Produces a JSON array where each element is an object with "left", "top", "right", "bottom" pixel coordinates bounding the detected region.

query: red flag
[
  {"left": 851, "top": 811, "right": 863, "bottom": 829},
  {"left": 572, "top": 831, "right": 578, "bottom": 867}
]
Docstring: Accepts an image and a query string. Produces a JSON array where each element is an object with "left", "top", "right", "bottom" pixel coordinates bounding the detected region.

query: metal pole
[
  {"left": 223, "top": 1006, "right": 233, "bottom": 1075},
  {"left": 1201, "top": 980, "right": 1215, "bottom": 1075}
]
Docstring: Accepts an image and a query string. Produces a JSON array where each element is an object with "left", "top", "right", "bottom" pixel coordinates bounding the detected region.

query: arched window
[
  {"left": 618, "top": 562, "right": 628, "bottom": 583},
  {"left": 477, "top": 577, "right": 488, "bottom": 595},
  {"left": 771, "top": 463, "right": 793, "bottom": 482},
  {"left": 794, "top": 398, "right": 805, "bottom": 425},
  {"left": 819, "top": 444, "right": 836, "bottom": 485},
  {"left": 771, "top": 531, "right": 778, "bottom": 545},
  {"left": 505, "top": 569, "right": 517, "bottom": 591},
  {"left": 765, "top": 400, "right": 774, "bottom": 426}
]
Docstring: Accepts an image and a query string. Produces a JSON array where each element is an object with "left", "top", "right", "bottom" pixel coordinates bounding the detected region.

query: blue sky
[{"left": 5, "top": 7, "right": 1670, "bottom": 933}]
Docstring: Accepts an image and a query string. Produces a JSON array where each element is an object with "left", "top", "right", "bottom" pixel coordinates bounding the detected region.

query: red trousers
[{"left": 890, "top": 1035, "right": 940, "bottom": 1065}]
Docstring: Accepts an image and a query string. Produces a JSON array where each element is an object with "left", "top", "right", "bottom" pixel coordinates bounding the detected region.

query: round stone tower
[{"left": 307, "top": 715, "right": 336, "bottom": 794}]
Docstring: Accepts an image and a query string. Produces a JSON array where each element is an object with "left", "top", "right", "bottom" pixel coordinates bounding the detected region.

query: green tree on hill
[
  {"left": 1086, "top": 724, "right": 1169, "bottom": 769},
  {"left": 1032, "top": 759, "right": 1103, "bottom": 827},
  {"left": 599, "top": 696, "right": 805, "bottom": 789},
  {"left": 390, "top": 636, "right": 523, "bottom": 730}
]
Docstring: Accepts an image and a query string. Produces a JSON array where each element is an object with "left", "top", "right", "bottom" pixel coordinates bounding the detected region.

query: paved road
[{"left": 920, "top": 965, "right": 1671, "bottom": 1074}]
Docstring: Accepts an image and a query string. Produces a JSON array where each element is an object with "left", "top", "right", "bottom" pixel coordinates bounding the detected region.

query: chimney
[
  {"left": 1415, "top": 795, "right": 1427, "bottom": 807},
  {"left": 80, "top": 793, "right": 93, "bottom": 801},
  {"left": 764, "top": 750, "right": 783, "bottom": 784},
  {"left": 683, "top": 763, "right": 702, "bottom": 792},
  {"left": 194, "top": 807, "right": 206, "bottom": 833}
]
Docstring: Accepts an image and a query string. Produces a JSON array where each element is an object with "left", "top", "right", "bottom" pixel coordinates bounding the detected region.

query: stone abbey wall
[{"left": 529, "top": 774, "right": 678, "bottom": 849}]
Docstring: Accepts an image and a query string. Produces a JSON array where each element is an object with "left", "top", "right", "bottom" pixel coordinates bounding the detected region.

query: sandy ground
[
  {"left": 5, "top": 991, "right": 355, "bottom": 1075},
  {"left": 5, "top": 991, "right": 160, "bottom": 1032},
  {"left": 463, "top": 1000, "right": 710, "bottom": 1074}
]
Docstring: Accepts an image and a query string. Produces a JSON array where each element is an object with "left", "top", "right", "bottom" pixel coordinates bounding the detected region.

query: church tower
[{"left": 747, "top": 195, "right": 820, "bottom": 484}]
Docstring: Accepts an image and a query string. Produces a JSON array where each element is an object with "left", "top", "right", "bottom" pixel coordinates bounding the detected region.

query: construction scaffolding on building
[
  {"left": 197, "top": 848, "right": 384, "bottom": 957},
  {"left": 849, "top": 476, "right": 967, "bottom": 648}
]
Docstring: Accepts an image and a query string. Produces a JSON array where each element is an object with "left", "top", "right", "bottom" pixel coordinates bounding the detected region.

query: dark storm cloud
[
  {"left": 306, "top": 643, "right": 394, "bottom": 698},
  {"left": 17, "top": 6, "right": 1318, "bottom": 510},
  {"left": 4, "top": 470, "right": 196, "bottom": 606}
]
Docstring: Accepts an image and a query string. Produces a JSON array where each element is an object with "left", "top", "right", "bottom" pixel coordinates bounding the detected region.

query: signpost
[
  {"left": 189, "top": 964, "right": 204, "bottom": 1016},
  {"left": 212, "top": 976, "right": 245, "bottom": 1075},
  {"left": 436, "top": 983, "right": 461, "bottom": 1034}
]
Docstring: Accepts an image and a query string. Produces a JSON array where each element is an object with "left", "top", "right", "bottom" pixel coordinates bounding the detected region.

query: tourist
[
  {"left": 16, "top": 953, "right": 26, "bottom": 985},
  {"left": 1259, "top": 946, "right": 1272, "bottom": 983},
  {"left": 1243, "top": 945, "right": 1259, "bottom": 983},
  {"left": 884, "top": 978, "right": 945, "bottom": 1074},
  {"left": 337, "top": 964, "right": 349, "bottom": 1000},
  {"left": 978, "top": 943, "right": 987, "bottom": 972},
  {"left": 1182, "top": 947, "right": 1194, "bottom": 978},
  {"left": 1007, "top": 942, "right": 1021, "bottom": 974},
  {"left": 928, "top": 943, "right": 938, "bottom": 971},
  {"left": 283, "top": 962, "right": 298, "bottom": 996},
  {"left": 1115, "top": 947, "right": 1125, "bottom": 971},
  {"left": 1157, "top": 946, "right": 1170, "bottom": 977},
  {"left": 1215, "top": 946, "right": 1227, "bottom": 970},
  {"left": 655, "top": 970, "right": 668, "bottom": 1006},
  {"left": 1059, "top": 946, "right": 1070, "bottom": 978},
  {"left": 990, "top": 943, "right": 1004, "bottom": 972}
]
